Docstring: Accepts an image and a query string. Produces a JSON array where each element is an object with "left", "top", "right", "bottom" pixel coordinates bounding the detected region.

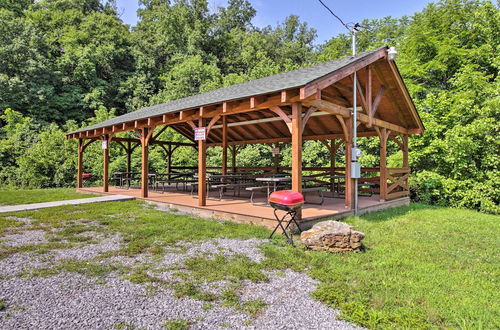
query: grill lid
[{"left": 269, "top": 190, "right": 304, "bottom": 206}]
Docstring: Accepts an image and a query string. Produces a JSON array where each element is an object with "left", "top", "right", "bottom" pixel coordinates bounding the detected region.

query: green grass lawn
[
  {"left": 0, "top": 200, "right": 498, "bottom": 328},
  {"left": 0, "top": 188, "right": 100, "bottom": 206}
]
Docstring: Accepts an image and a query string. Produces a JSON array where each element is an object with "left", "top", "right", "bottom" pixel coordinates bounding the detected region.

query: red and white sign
[
  {"left": 101, "top": 140, "right": 108, "bottom": 150},
  {"left": 272, "top": 147, "right": 280, "bottom": 155},
  {"left": 194, "top": 127, "right": 206, "bottom": 141}
]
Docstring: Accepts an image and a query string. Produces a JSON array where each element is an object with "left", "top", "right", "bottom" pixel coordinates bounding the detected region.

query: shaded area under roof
[{"left": 73, "top": 47, "right": 387, "bottom": 133}]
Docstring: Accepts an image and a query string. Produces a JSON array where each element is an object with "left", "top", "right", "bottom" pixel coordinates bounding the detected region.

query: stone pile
[{"left": 300, "top": 220, "right": 365, "bottom": 252}]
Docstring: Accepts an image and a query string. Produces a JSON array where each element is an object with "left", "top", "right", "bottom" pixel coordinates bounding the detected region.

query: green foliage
[{"left": 0, "top": 0, "right": 134, "bottom": 122}]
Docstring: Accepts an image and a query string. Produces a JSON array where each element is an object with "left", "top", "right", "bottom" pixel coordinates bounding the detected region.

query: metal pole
[{"left": 352, "top": 26, "right": 359, "bottom": 216}]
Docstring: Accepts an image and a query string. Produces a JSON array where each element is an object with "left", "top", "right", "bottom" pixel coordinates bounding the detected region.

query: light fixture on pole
[{"left": 387, "top": 46, "right": 398, "bottom": 61}]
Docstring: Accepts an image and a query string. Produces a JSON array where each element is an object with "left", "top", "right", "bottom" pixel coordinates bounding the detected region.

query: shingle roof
[{"left": 73, "top": 47, "right": 387, "bottom": 134}]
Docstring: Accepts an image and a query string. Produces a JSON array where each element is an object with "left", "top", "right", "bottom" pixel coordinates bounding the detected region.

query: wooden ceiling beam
[
  {"left": 357, "top": 112, "right": 408, "bottom": 135},
  {"left": 303, "top": 99, "right": 351, "bottom": 118},
  {"left": 300, "top": 48, "right": 387, "bottom": 99},
  {"left": 334, "top": 81, "right": 352, "bottom": 94},
  {"left": 207, "top": 131, "right": 378, "bottom": 146},
  {"left": 321, "top": 90, "right": 350, "bottom": 106},
  {"left": 112, "top": 137, "right": 195, "bottom": 147}
]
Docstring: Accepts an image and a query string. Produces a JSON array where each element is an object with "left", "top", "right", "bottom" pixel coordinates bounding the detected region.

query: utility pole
[{"left": 351, "top": 23, "right": 362, "bottom": 216}]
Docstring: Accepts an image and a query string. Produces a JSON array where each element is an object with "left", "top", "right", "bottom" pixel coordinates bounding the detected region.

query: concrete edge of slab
[{"left": 0, "top": 195, "right": 135, "bottom": 214}]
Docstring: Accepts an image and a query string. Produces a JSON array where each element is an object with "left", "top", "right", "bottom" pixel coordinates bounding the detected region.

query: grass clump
[
  {"left": 113, "top": 322, "right": 136, "bottom": 329},
  {"left": 0, "top": 241, "right": 75, "bottom": 260},
  {"left": 171, "top": 282, "right": 217, "bottom": 302},
  {"left": 221, "top": 288, "right": 266, "bottom": 317},
  {"left": 183, "top": 253, "right": 267, "bottom": 283},
  {"left": 0, "top": 298, "right": 5, "bottom": 310},
  {"left": 174, "top": 252, "right": 269, "bottom": 318},
  {"left": 240, "top": 299, "right": 267, "bottom": 318},
  {"left": 124, "top": 269, "right": 159, "bottom": 284},
  {"left": 25, "top": 258, "right": 123, "bottom": 279},
  {"left": 0, "top": 216, "right": 24, "bottom": 235},
  {"left": 0, "top": 188, "right": 99, "bottom": 206},
  {"left": 164, "top": 319, "right": 190, "bottom": 330}
]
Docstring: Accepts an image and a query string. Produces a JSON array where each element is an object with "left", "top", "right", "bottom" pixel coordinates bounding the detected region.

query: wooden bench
[
  {"left": 216, "top": 182, "right": 256, "bottom": 198},
  {"left": 189, "top": 182, "right": 253, "bottom": 201},
  {"left": 245, "top": 186, "right": 267, "bottom": 205},
  {"left": 155, "top": 178, "right": 196, "bottom": 192}
]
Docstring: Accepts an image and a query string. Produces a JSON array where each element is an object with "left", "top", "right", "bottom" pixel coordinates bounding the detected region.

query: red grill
[
  {"left": 268, "top": 190, "right": 304, "bottom": 245},
  {"left": 269, "top": 190, "right": 304, "bottom": 211}
]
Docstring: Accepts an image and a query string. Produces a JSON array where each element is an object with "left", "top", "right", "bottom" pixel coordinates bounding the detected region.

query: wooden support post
[
  {"left": 272, "top": 143, "right": 280, "bottom": 174},
  {"left": 126, "top": 141, "right": 132, "bottom": 174},
  {"left": 231, "top": 145, "right": 237, "bottom": 173},
  {"left": 77, "top": 139, "right": 83, "bottom": 189},
  {"left": 222, "top": 116, "right": 228, "bottom": 175},
  {"left": 402, "top": 134, "right": 409, "bottom": 168},
  {"left": 140, "top": 128, "right": 150, "bottom": 198},
  {"left": 198, "top": 119, "right": 207, "bottom": 206},
  {"left": 167, "top": 145, "right": 172, "bottom": 173},
  {"left": 344, "top": 118, "right": 354, "bottom": 209},
  {"left": 366, "top": 65, "right": 372, "bottom": 126},
  {"left": 103, "top": 135, "right": 109, "bottom": 193},
  {"left": 291, "top": 102, "right": 303, "bottom": 194},
  {"left": 329, "top": 139, "right": 336, "bottom": 192},
  {"left": 379, "top": 127, "right": 389, "bottom": 201}
]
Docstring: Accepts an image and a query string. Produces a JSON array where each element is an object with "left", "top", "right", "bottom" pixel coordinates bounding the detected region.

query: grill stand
[{"left": 269, "top": 208, "right": 303, "bottom": 246}]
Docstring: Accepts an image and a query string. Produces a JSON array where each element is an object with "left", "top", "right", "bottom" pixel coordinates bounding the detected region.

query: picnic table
[
  {"left": 255, "top": 176, "right": 291, "bottom": 197},
  {"left": 154, "top": 172, "right": 197, "bottom": 192},
  {"left": 113, "top": 172, "right": 156, "bottom": 189},
  {"left": 323, "top": 175, "right": 345, "bottom": 197},
  {"left": 189, "top": 173, "right": 256, "bottom": 200}
]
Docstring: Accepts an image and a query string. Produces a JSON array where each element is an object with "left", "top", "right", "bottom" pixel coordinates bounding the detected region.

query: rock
[{"left": 300, "top": 220, "right": 365, "bottom": 252}]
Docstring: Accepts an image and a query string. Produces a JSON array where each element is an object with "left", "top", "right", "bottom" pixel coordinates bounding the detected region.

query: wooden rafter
[
  {"left": 352, "top": 76, "right": 368, "bottom": 112},
  {"left": 300, "top": 47, "right": 387, "bottom": 99},
  {"left": 386, "top": 59, "right": 423, "bottom": 131},
  {"left": 303, "top": 99, "right": 350, "bottom": 118}
]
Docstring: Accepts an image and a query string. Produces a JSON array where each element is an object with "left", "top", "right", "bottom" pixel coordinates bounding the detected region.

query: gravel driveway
[{"left": 0, "top": 213, "right": 360, "bottom": 330}]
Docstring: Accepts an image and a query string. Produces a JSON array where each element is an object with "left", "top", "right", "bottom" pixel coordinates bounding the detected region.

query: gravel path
[{"left": 0, "top": 218, "right": 361, "bottom": 330}]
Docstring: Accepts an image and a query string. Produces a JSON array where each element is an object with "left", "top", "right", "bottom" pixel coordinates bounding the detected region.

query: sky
[{"left": 115, "top": 0, "right": 434, "bottom": 44}]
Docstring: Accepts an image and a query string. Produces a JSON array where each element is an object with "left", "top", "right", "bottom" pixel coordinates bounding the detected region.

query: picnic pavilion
[{"left": 67, "top": 46, "right": 424, "bottom": 228}]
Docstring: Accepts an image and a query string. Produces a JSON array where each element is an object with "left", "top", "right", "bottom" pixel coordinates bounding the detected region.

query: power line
[{"left": 317, "top": 0, "right": 351, "bottom": 32}]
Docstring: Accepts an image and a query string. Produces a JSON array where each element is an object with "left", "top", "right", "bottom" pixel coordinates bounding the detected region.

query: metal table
[{"left": 255, "top": 177, "right": 291, "bottom": 204}]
